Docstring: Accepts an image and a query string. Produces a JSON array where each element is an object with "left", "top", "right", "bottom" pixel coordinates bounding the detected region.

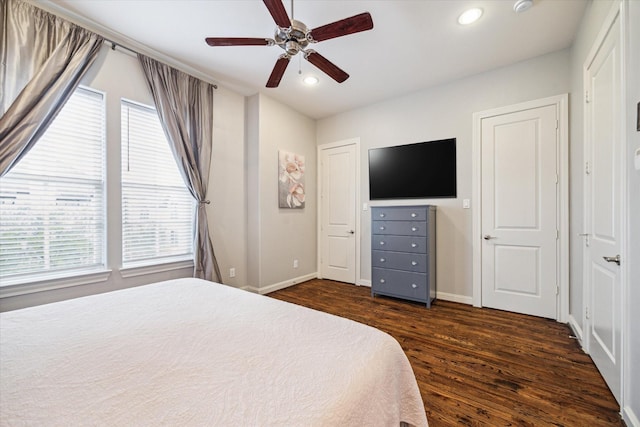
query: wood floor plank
[{"left": 269, "top": 279, "right": 623, "bottom": 427}]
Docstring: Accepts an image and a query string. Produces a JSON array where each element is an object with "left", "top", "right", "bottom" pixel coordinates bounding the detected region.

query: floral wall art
[{"left": 278, "top": 150, "right": 305, "bottom": 209}]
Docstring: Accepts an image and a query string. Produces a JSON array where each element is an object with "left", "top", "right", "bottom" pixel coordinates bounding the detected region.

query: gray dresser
[{"left": 371, "top": 205, "right": 436, "bottom": 307}]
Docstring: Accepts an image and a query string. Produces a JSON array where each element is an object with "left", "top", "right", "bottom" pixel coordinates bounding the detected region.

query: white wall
[
  {"left": 209, "top": 85, "right": 248, "bottom": 287},
  {"left": 246, "top": 94, "right": 317, "bottom": 292},
  {"left": 317, "top": 49, "right": 571, "bottom": 300}
]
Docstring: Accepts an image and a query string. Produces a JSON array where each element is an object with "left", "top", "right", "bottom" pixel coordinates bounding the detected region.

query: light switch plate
[
  {"left": 635, "top": 147, "right": 640, "bottom": 170},
  {"left": 463, "top": 199, "right": 470, "bottom": 209}
]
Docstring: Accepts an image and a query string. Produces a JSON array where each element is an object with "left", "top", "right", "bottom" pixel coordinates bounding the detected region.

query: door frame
[
  {"left": 471, "top": 94, "right": 569, "bottom": 322},
  {"left": 317, "top": 138, "right": 362, "bottom": 284},
  {"left": 581, "top": 0, "right": 627, "bottom": 404}
]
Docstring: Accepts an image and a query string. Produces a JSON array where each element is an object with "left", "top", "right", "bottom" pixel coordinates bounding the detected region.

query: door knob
[
  {"left": 603, "top": 254, "right": 621, "bottom": 265},
  {"left": 347, "top": 230, "right": 355, "bottom": 234},
  {"left": 483, "top": 235, "right": 495, "bottom": 240}
]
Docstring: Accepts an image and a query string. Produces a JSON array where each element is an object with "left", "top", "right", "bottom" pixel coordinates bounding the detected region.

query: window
[
  {"left": 121, "top": 100, "right": 195, "bottom": 266},
  {"left": 0, "top": 88, "right": 105, "bottom": 283}
]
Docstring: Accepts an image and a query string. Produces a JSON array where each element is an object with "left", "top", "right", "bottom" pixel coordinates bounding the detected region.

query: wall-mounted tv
[{"left": 368, "top": 138, "right": 457, "bottom": 200}]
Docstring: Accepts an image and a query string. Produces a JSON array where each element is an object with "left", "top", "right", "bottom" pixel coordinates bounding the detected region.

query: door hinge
[
  {"left": 578, "top": 233, "right": 590, "bottom": 247},
  {"left": 556, "top": 229, "right": 559, "bottom": 240},
  {"left": 555, "top": 173, "right": 559, "bottom": 184},
  {"left": 585, "top": 161, "right": 591, "bottom": 175},
  {"left": 585, "top": 306, "right": 590, "bottom": 320},
  {"left": 585, "top": 90, "right": 590, "bottom": 103},
  {"left": 556, "top": 284, "right": 560, "bottom": 296},
  {"left": 555, "top": 119, "right": 559, "bottom": 130}
]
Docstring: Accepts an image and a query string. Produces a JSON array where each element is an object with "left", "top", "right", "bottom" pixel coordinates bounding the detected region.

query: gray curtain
[
  {"left": 138, "top": 54, "right": 222, "bottom": 283},
  {"left": 0, "top": 0, "right": 104, "bottom": 176}
]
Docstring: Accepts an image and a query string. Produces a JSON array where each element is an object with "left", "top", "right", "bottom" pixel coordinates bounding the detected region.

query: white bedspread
[{"left": 1, "top": 278, "right": 427, "bottom": 426}]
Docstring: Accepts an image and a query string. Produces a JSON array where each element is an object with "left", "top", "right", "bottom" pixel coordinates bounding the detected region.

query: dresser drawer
[
  {"left": 372, "top": 268, "right": 427, "bottom": 301},
  {"left": 372, "top": 220, "right": 427, "bottom": 236},
  {"left": 372, "top": 250, "right": 427, "bottom": 273},
  {"left": 372, "top": 206, "right": 428, "bottom": 221},
  {"left": 372, "top": 235, "right": 427, "bottom": 254}
]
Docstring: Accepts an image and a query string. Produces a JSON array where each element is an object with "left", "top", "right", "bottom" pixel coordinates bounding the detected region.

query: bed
[{"left": 0, "top": 278, "right": 428, "bottom": 426}]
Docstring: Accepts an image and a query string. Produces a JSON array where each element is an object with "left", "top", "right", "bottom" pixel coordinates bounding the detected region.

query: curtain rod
[{"left": 104, "top": 40, "right": 218, "bottom": 90}]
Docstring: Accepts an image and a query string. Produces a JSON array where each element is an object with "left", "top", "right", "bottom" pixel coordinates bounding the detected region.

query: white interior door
[
  {"left": 584, "top": 11, "right": 622, "bottom": 403},
  {"left": 480, "top": 104, "right": 558, "bottom": 319},
  {"left": 320, "top": 143, "right": 356, "bottom": 283}
]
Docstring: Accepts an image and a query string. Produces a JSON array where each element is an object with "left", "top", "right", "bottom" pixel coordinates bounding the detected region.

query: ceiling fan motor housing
[{"left": 275, "top": 19, "right": 311, "bottom": 55}]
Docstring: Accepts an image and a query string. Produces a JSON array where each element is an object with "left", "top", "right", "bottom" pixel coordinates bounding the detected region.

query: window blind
[
  {"left": 121, "top": 100, "right": 195, "bottom": 266},
  {"left": 0, "top": 88, "right": 105, "bottom": 281}
]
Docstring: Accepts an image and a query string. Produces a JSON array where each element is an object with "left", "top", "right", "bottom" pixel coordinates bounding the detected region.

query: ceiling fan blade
[
  {"left": 263, "top": 0, "right": 291, "bottom": 28},
  {"left": 205, "top": 37, "right": 272, "bottom": 46},
  {"left": 304, "top": 50, "right": 349, "bottom": 83},
  {"left": 266, "top": 55, "right": 291, "bottom": 88},
  {"left": 308, "top": 12, "right": 373, "bottom": 42}
]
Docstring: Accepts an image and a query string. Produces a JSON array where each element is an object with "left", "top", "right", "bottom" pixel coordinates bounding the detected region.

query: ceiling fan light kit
[
  {"left": 205, "top": 0, "right": 374, "bottom": 88},
  {"left": 458, "top": 8, "right": 483, "bottom": 25},
  {"left": 303, "top": 75, "right": 319, "bottom": 86}
]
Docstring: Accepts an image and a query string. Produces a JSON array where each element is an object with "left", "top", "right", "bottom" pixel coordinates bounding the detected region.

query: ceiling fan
[{"left": 205, "top": 0, "right": 374, "bottom": 88}]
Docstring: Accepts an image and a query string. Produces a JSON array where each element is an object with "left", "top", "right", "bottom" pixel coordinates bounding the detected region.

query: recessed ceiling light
[
  {"left": 303, "top": 75, "right": 319, "bottom": 86},
  {"left": 458, "top": 8, "right": 483, "bottom": 25}
]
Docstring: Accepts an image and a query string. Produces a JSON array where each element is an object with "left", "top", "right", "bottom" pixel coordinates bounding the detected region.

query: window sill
[
  {"left": 120, "top": 258, "right": 194, "bottom": 278},
  {"left": 0, "top": 269, "right": 112, "bottom": 299}
]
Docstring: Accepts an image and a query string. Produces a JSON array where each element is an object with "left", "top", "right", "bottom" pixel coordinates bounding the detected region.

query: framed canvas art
[{"left": 278, "top": 150, "right": 305, "bottom": 209}]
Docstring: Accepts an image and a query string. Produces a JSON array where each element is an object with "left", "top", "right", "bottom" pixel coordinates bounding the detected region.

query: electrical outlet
[
  {"left": 229, "top": 267, "right": 236, "bottom": 278},
  {"left": 293, "top": 259, "right": 299, "bottom": 268}
]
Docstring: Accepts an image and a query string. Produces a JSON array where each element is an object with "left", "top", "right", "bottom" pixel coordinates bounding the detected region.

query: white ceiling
[{"left": 44, "top": 0, "right": 588, "bottom": 119}]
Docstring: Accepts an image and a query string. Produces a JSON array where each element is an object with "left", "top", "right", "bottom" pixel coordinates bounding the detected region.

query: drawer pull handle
[
  {"left": 380, "top": 258, "right": 386, "bottom": 262},
  {"left": 380, "top": 241, "right": 385, "bottom": 246},
  {"left": 411, "top": 243, "right": 417, "bottom": 248},
  {"left": 411, "top": 213, "right": 417, "bottom": 218},
  {"left": 411, "top": 227, "right": 418, "bottom": 232},
  {"left": 380, "top": 279, "right": 386, "bottom": 284},
  {"left": 379, "top": 213, "right": 385, "bottom": 218},
  {"left": 411, "top": 261, "right": 418, "bottom": 266},
  {"left": 411, "top": 283, "right": 417, "bottom": 289},
  {"left": 379, "top": 226, "right": 385, "bottom": 230}
]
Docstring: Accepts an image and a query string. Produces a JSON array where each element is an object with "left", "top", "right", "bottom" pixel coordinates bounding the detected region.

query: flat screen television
[{"left": 368, "top": 138, "right": 456, "bottom": 200}]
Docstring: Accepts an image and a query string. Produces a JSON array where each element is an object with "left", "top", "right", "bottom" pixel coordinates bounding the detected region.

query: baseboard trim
[
  {"left": 567, "top": 314, "right": 584, "bottom": 345},
  {"left": 246, "top": 277, "right": 472, "bottom": 306},
  {"left": 358, "top": 281, "right": 471, "bottom": 304},
  {"left": 436, "top": 292, "right": 473, "bottom": 305},
  {"left": 249, "top": 272, "right": 318, "bottom": 295},
  {"left": 624, "top": 406, "right": 640, "bottom": 427}
]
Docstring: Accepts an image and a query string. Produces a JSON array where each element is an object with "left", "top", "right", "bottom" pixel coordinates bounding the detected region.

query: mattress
[{"left": 0, "top": 278, "right": 428, "bottom": 426}]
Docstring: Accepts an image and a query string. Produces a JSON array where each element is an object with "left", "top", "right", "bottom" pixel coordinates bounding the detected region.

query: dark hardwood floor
[{"left": 269, "top": 279, "right": 623, "bottom": 427}]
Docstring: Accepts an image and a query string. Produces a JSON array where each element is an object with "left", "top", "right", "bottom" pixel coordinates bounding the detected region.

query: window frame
[
  {"left": 0, "top": 85, "right": 109, "bottom": 291},
  {"left": 0, "top": 86, "right": 196, "bottom": 299},
  {"left": 120, "top": 98, "right": 196, "bottom": 269}
]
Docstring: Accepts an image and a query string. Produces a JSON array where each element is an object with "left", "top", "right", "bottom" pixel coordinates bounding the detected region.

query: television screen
[{"left": 368, "top": 138, "right": 456, "bottom": 200}]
